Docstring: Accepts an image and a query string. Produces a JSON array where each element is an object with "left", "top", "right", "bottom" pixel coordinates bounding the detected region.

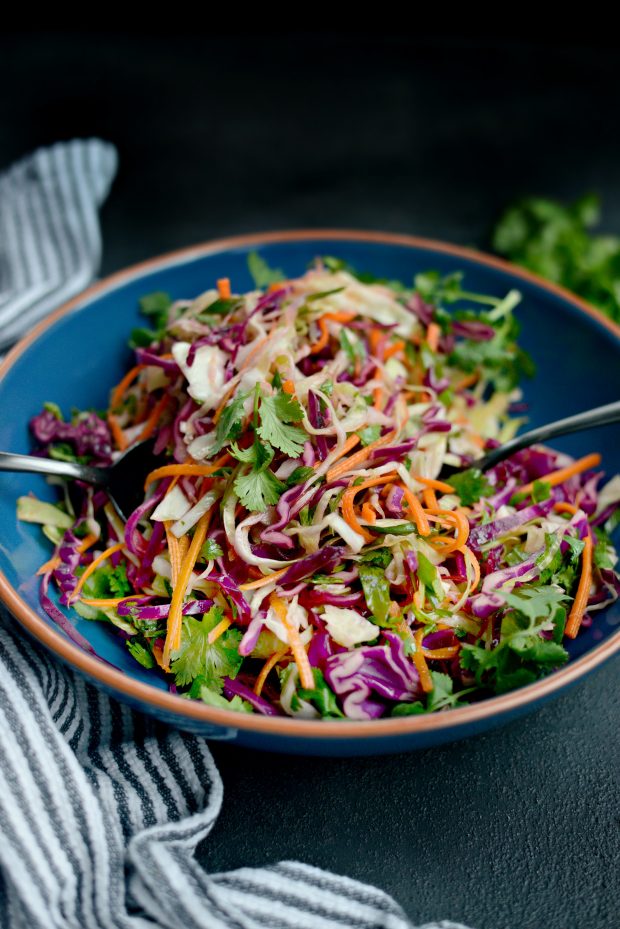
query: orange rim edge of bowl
[{"left": 1, "top": 228, "right": 619, "bottom": 741}]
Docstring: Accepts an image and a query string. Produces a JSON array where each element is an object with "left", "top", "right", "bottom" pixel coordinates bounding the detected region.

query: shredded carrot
[
  {"left": 361, "top": 502, "right": 376, "bottom": 524},
  {"left": 254, "top": 646, "right": 290, "bottom": 696},
  {"left": 309, "top": 317, "right": 330, "bottom": 354},
  {"left": 164, "top": 521, "right": 189, "bottom": 586},
  {"left": 383, "top": 340, "right": 405, "bottom": 361},
  {"left": 565, "top": 535, "right": 593, "bottom": 639},
  {"left": 208, "top": 616, "right": 232, "bottom": 644},
  {"left": 413, "top": 475, "right": 455, "bottom": 494},
  {"left": 341, "top": 473, "right": 398, "bottom": 543},
  {"left": 268, "top": 281, "right": 287, "bottom": 292},
  {"left": 282, "top": 379, "right": 296, "bottom": 395},
  {"left": 138, "top": 394, "right": 170, "bottom": 442},
  {"left": 427, "top": 507, "right": 470, "bottom": 554},
  {"left": 38, "top": 532, "right": 99, "bottom": 576},
  {"left": 372, "top": 386, "right": 383, "bottom": 410},
  {"left": 326, "top": 428, "right": 398, "bottom": 482},
  {"left": 422, "top": 645, "right": 460, "bottom": 660},
  {"left": 144, "top": 454, "right": 230, "bottom": 491},
  {"left": 554, "top": 502, "right": 579, "bottom": 515},
  {"left": 426, "top": 322, "right": 441, "bottom": 352},
  {"left": 80, "top": 595, "right": 143, "bottom": 608},
  {"left": 270, "top": 595, "right": 314, "bottom": 690},
  {"left": 422, "top": 487, "right": 438, "bottom": 511},
  {"left": 320, "top": 433, "right": 360, "bottom": 471},
  {"left": 239, "top": 566, "right": 289, "bottom": 591},
  {"left": 152, "top": 640, "right": 166, "bottom": 669},
  {"left": 323, "top": 311, "right": 357, "bottom": 323},
  {"left": 413, "top": 628, "right": 434, "bottom": 693},
  {"left": 400, "top": 485, "right": 431, "bottom": 537},
  {"left": 368, "top": 328, "right": 384, "bottom": 356},
  {"left": 70, "top": 542, "right": 125, "bottom": 601},
  {"left": 110, "top": 364, "right": 146, "bottom": 409},
  {"left": 217, "top": 277, "right": 231, "bottom": 299},
  {"left": 163, "top": 509, "right": 212, "bottom": 667},
  {"left": 107, "top": 413, "right": 128, "bottom": 452},
  {"left": 520, "top": 453, "right": 601, "bottom": 498},
  {"left": 78, "top": 533, "right": 99, "bottom": 554},
  {"left": 342, "top": 488, "right": 374, "bottom": 543},
  {"left": 37, "top": 556, "right": 61, "bottom": 576}
]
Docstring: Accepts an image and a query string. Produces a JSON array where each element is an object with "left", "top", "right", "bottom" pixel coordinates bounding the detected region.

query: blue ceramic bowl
[{"left": 1, "top": 231, "right": 619, "bottom": 756}]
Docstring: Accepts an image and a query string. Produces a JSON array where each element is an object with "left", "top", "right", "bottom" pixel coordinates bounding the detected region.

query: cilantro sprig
[
  {"left": 493, "top": 193, "right": 620, "bottom": 324},
  {"left": 170, "top": 605, "right": 243, "bottom": 690},
  {"left": 460, "top": 585, "right": 569, "bottom": 694}
]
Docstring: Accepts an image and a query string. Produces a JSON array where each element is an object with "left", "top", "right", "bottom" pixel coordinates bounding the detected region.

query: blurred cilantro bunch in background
[{"left": 492, "top": 193, "right": 620, "bottom": 323}]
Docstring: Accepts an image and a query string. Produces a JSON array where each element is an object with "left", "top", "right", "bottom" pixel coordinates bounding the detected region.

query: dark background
[{"left": 2, "top": 30, "right": 619, "bottom": 929}]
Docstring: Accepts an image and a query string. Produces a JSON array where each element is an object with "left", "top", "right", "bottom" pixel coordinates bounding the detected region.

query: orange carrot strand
[{"left": 565, "top": 535, "right": 593, "bottom": 639}]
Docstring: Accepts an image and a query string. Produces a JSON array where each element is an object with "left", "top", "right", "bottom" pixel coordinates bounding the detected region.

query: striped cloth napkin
[{"left": 0, "top": 141, "right": 471, "bottom": 929}]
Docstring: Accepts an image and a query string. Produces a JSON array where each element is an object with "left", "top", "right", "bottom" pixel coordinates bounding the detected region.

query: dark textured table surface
[{"left": 1, "top": 30, "right": 619, "bottom": 929}]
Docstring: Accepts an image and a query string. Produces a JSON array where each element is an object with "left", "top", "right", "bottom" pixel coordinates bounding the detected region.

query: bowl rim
[{"left": 1, "top": 227, "right": 619, "bottom": 741}]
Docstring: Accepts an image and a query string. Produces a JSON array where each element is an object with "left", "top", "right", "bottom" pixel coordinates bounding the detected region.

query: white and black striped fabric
[
  {"left": 0, "top": 139, "right": 117, "bottom": 352},
  {"left": 0, "top": 143, "right": 473, "bottom": 929},
  {"left": 0, "top": 608, "right": 470, "bottom": 929}
]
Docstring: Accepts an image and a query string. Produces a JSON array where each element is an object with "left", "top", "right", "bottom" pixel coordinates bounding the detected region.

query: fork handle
[
  {"left": 472, "top": 399, "right": 620, "bottom": 472},
  {"left": 0, "top": 451, "right": 108, "bottom": 486}
]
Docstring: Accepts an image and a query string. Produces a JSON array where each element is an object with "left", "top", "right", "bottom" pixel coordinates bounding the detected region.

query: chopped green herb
[
  {"left": 247, "top": 252, "right": 286, "bottom": 289},
  {"left": 448, "top": 468, "right": 493, "bottom": 506},
  {"left": 357, "top": 424, "right": 381, "bottom": 447},
  {"left": 493, "top": 193, "right": 620, "bottom": 324},
  {"left": 126, "top": 640, "right": 155, "bottom": 669},
  {"left": 257, "top": 390, "right": 306, "bottom": 458},
  {"left": 286, "top": 466, "right": 315, "bottom": 487},
  {"left": 171, "top": 605, "right": 243, "bottom": 690}
]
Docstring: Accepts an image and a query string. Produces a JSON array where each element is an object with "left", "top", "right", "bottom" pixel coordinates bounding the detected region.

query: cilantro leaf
[
  {"left": 130, "top": 291, "right": 173, "bottom": 347},
  {"left": 139, "top": 291, "right": 172, "bottom": 322},
  {"left": 532, "top": 480, "right": 552, "bottom": 503},
  {"left": 234, "top": 467, "right": 286, "bottom": 512},
  {"left": 357, "top": 424, "right": 381, "bottom": 447},
  {"left": 391, "top": 672, "right": 474, "bottom": 714},
  {"left": 297, "top": 668, "right": 344, "bottom": 718},
  {"left": 196, "top": 297, "right": 242, "bottom": 320},
  {"left": 232, "top": 440, "right": 286, "bottom": 511},
  {"left": 461, "top": 584, "right": 569, "bottom": 694},
  {"left": 211, "top": 392, "right": 248, "bottom": 454},
  {"left": 170, "top": 606, "right": 243, "bottom": 690},
  {"left": 448, "top": 468, "right": 493, "bottom": 506},
  {"left": 257, "top": 391, "right": 306, "bottom": 457},
  {"left": 390, "top": 701, "right": 426, "bottom": 716},
  {"left": 247, "top": 252, "right": 285, "bottom": 289},
  {"left": 492, "top": 193, "right": 620, "bottom": 324},
  {"left": 358, "top": 564, "right": 392, "bottom": 626},
  {"left": 502, "top": 586, "right": 568, "bottom": 623},
  {"left": 126, "top": 640, "right": 155, "bottom": 669},
  {"left": 190, "top": 681, "right": 253, "bottom": 713},
  {"left": 108, "top": 563, "right": 132, "bottom": 598},
  {"left": 449, "top": 314, "right": 535, "bottom": 392},
  {"left": 286, "top": 466, "right": 315, "bottom": 487},
  {"left": 200, "top": 539, "right": 224, "bottom": 560}
]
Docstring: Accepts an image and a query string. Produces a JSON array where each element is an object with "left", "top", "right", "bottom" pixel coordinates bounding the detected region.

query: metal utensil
[
  {"left": 0, "top": 440, "right": 164, "bottom": 519},
  {"left": 442, "top": 399, "right": 620, "bottom": 477}
]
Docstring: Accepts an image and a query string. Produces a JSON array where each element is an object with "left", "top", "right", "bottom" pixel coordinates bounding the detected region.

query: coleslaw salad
[{"left": 18, "top": 255, "right": 620, "bottom": 720}]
